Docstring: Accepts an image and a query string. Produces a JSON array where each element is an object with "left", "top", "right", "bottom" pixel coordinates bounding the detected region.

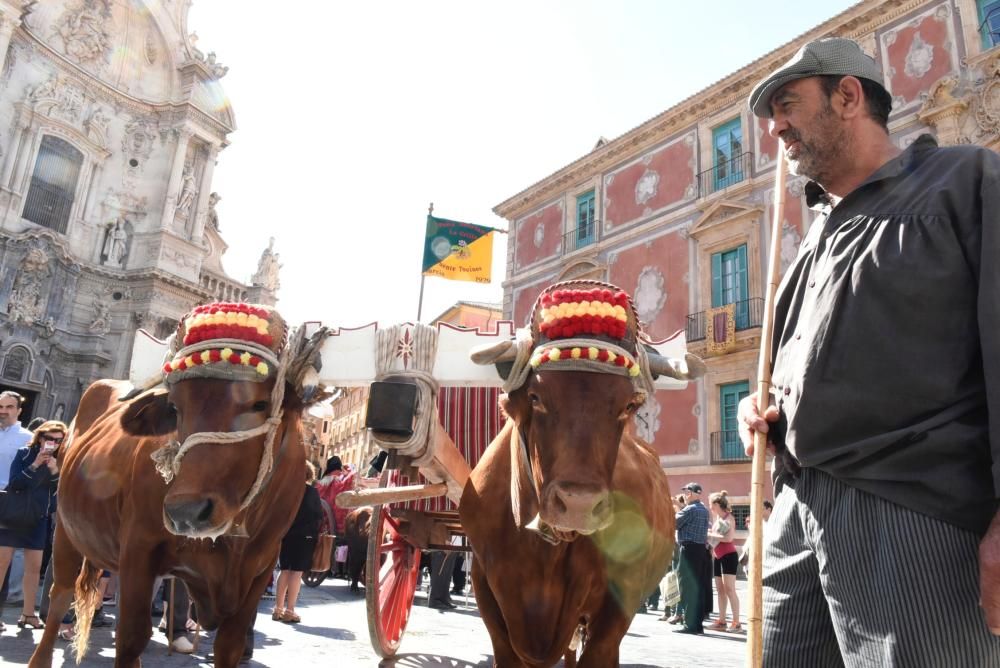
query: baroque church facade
[
  {"left": 0, "top": 0, "right": 278, "bottom": 421},
  {"left": 495, "top": 0, "right": 1000, "bottom": 521}
]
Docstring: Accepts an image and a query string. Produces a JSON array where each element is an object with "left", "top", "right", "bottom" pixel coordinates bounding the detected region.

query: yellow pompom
[
  {"left": 221, "top": 347, "right": 234, "bottom": 361},
  {"left": 170, "top": 360, "right": 180, "bottom": 371},
  {"left": 239, "top": 352, "right": 250, "bottom": 365},
  {"left": 570, "top": 347, "right": 581, "bottom": 359},
  {"left": 226, "top": 313, "right": 238, "bottom": 324},
  {"left": 629, "top": 364, "right": 641, "bottom": 377},
  {"left": 588, "top": 347, "right": 599, "bottom": 360},
  {"left": 246, "top": 314, "right": 259, "bottom": 327},
  {"left": 256, "top": 362, "right": 269, "bottom": 375},
  {"left": 587, "top": 307, "right": 598, "bottom": 317},
  {"left": 579, "top": 300, "right": 590, "bottom": 309},
  {"left": 606, "top": 351, "right": 617, "bottom": 363},
  {"left": 549, "top": 348, "right": 561, "bottom": 361},
  {"left": 529, "top": 354, "right": 543, "bottom": 368},
  {"left": 236, "top": 313, "right": 248, "bottom": 325},
  {"left": 184, "top": 356, "right": 195, "bottom": 368},
  {"left": 543, "top": 313, "right": 555, "bottom": 324},
  {"left": 199, "top": 351, "right": 211, "bottom": 364}
]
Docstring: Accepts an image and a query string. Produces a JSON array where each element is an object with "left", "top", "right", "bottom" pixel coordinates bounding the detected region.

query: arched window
[
  {"left": 2, "top": 347, "right": 31, "bottom": 382},
  {"left": 22, "top": 135, "right": 84, "bottom": 234}
]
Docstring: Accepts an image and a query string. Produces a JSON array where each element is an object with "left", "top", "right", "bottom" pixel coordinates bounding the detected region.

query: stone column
[
  {"left": 0, "top": 117, "right": 27, "bottom": 189},
  {"left": 160, "top": 129, "right": 191, "bottom": 230},
  {"left": 191, "top": 144, "right": 219, "bottom": 243},
  {"left": 0, "top": 11, "right": 20, "bottom": 78}
]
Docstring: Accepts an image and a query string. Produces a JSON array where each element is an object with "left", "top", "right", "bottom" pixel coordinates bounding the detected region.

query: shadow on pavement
[
  {"left": 283, "top": 623, "right": 356, "bottom": 641},
  {"left": 380, "top": 653, "right": 491, "bottom": 668}
]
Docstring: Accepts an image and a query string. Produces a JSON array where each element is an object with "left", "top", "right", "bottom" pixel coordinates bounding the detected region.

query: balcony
[
  {"left": 697, "top": 151, "right": 754, "bottom": 198},
  {"left": 710, "top": 430, "right": 751, "bottom": 464},
  {"left": 686, "top": 297, "right": 764, "bottom": 343},
  {"left": 562, "top": 222, "right": 599, "bottom": 254}
]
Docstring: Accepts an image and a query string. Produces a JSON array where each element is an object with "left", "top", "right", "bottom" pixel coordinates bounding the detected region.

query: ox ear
[
  {"left": 120, "top": 389, "right": 176, "bottom": 437},
  {"left": 645, "top": 350, "right": 707, "bottom": 381},
  {"left": 469, "top": 339, "right": 519, "bottom": 380}
]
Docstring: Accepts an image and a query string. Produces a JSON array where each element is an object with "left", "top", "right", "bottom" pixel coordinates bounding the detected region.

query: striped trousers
[{"left": 762, "top": 468, "right": 1000, "bottom": 667}]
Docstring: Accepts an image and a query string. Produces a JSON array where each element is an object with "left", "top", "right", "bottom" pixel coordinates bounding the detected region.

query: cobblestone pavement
[{"left": 0, "top": 577, "right": 748, "bottom": 667}]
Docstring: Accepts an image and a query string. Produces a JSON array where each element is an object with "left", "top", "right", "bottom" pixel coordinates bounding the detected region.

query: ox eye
[
  {"left": 251, "top": 401, "right": 268, "bottom": 413},
  {"left": 166, "top": 402, "right": 178, "bottom": 416},
  {"left": 528, "top": 392, "right": 541, "bottom": 406}
]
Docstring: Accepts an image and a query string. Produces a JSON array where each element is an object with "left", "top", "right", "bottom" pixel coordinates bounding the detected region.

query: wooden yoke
[{"left": 129, "top": 321, "right": 696, "bottom": 508}]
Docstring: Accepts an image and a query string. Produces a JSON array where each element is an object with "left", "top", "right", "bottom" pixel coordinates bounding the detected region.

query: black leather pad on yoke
[{"left": 365, "top": 380, "right": 418, "bottom": 437}]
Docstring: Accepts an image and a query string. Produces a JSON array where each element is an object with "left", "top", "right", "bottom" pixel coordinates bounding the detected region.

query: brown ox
[
  {"left": 460, "top": 281, "right": 702, "bottom": 667},
  {"left": 29, "top": 331, "right": 316, "bottom": 667}
]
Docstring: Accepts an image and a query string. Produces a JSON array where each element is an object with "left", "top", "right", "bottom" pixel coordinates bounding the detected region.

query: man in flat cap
[
  {"left": 673, "top": 482, "right": 710, "bottom": 635},
  {"left": 740, "top": 37, "right": 1000, "bottom": 665}
]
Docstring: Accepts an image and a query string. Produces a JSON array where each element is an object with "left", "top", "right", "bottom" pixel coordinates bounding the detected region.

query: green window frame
[
  {"left": 979, "top": 0, "right": 1000, "bottom": 49},
  {"left": 576, "top": 191, "right": 595, "bottom": 249},
  {"left": 711, "top": 244, "right": 749, "bottom": 329},
  {"left": 712, "top": 118, "right": 744, "bottom": 191},
  {"left": 720, "top": 381, "right": 750, "bottom": 460}
]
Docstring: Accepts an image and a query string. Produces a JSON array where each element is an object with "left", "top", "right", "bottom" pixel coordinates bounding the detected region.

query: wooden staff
[{"left": 746, "top": 145, "right": 787, "bottom": 667}]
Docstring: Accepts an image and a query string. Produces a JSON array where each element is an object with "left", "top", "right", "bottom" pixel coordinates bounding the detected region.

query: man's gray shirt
[
  {"left": 0, "top": 421, "right": 32, "bottom": 488},
  {"left": 770, "top": 134, "right": 1000, "bottom": 535}
]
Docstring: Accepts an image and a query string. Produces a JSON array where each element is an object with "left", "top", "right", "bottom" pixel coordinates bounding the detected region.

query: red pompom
[
  {"left": 229, "top": 354, "right": 241, "bottom": 365},
  {"left": 249, "top": 355, "right": 261, "bottom": 366},
  {"left": 162, "top": 363, "right": 172, "bottom": 373},
  {"left": 209, "top": 349, "right": 222, "bottom": 362},
  {"left": 614, "top": 355, "right": 626, "bottom": 366},
  {"left": 597, "top": 350, "right": 609, "bottom": 362},
  {"left": 177, "top": 360, "right": 187, "bottom": 371}
]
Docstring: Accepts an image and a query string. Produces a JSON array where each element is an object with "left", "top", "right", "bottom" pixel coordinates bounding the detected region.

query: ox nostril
[
  {"left": 553, "top": 494, "right": 568, "bottom": 514},
  {"left": 195, "top": 498, "right": 214, "bottom": 523},
  {"left": 592, "top": 496, "right": 610, "bottom": 519},
  {"left": 166, "top": 498, "right": 214, "bottom": 528}
]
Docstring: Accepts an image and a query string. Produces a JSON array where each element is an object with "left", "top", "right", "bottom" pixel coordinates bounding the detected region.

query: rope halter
[{"left": 150, "top": 302, "right": 293, "bottom": 513}]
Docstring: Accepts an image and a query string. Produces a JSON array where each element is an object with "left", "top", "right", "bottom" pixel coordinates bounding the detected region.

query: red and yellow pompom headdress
[
  {"left": 525, "top": 281, "right": 645, "bottom": 381},
  {"left": 162, "top": 302, "right": 287, "bottom": 384}
]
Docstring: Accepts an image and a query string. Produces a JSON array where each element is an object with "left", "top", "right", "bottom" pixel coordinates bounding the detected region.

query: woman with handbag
[
  {"left": 0, "top": 420, "right": 65, "bottom": 631},
  {"left": 273, "top": 461, "right": 323, "bottom": 624}
]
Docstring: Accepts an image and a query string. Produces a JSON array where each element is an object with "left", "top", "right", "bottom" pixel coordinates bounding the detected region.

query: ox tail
[{"left": 70, "top": 558, "right": 102, "bottom": 664}]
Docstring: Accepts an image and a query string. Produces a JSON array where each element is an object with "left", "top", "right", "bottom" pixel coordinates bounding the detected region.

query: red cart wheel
[{"left": 366, "top": 491, "right": 421, "bottom": 657}]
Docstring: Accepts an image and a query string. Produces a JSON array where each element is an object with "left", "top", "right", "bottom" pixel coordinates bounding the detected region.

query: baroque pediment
[
  {"left": 688, "top": 199, "right": 763, "bottom": 239},
  {"left": 918, "top": 51, "right": 1000, "bottom": 149}
]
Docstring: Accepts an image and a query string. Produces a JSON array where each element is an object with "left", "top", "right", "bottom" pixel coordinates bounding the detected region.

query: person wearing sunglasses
[{"left": 0, "top": 419, "right": 66, "bottom": 631}]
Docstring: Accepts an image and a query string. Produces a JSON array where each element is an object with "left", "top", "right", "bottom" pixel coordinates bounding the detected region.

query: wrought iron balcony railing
[
  {"left": 710, "top": 430, "right": 751, "bottom": 464},
  {"left": 697, "top": 151, "right": 754, "bottom": 198},
  {"left": 685, "top": 297, "right": 764, "bottom": 343},
  {"left": 562, "top": 222, "right": 600, "bottom": 253}
]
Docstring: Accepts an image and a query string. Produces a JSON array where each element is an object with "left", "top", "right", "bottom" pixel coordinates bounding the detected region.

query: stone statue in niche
[
  {"left": 7, "top": 248, "right": 51, "bottom": 326},
  {"left": 175, "top": 165, "right": 197, "bottom": 234},
  {"left": 101, "top": 219, "right": 128, "bottom": 267},
  {"left": 207, "top": 192, "right": 221, "bottom": 231},
  {"left": 251, "top": 237, "right": 281, "bottom": 292}
]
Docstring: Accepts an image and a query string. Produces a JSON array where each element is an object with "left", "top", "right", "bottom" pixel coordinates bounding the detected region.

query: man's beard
[{"left": 783, "top": 105, "right": 847, "bottom": 185}]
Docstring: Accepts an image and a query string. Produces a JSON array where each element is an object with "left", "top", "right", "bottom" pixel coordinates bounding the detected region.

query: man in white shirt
[
  {"left": 0, "top": 390, "right": 32, "bottom": 489},
  {"left": 0, "top": 390, "right": 33, "bottom": 610}
]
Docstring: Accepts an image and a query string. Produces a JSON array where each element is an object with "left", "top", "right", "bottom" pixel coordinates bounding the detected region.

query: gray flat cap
[{"left": 748, "top": 37, "right": 885, "bottom": 118}]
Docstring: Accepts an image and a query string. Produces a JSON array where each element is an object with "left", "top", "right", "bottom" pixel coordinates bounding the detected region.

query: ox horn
[
  {"left": 646, "top": 351, "right": 707, "bottom": 381},
  {"left": 469, "top": 339, "right": 519, "bottom": 366}
]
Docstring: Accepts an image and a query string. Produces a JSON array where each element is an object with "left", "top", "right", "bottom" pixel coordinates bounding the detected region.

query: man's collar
[
  {"left": 805, "top": 133, "right": 938, "bottom": 209},
  {"left": 0, "top": 421, "right": 22, "bottom": 431}
]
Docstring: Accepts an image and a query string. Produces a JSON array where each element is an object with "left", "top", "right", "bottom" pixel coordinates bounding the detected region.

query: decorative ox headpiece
[
  {"left": 162, "top": 303, "right": 288, "bottom": 384},
  {"left": 471, "top": 280, "right": 706, "bottom": 395}
]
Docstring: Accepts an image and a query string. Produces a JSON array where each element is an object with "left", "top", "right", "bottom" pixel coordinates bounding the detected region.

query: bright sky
[{"left": 188, "top": 0, "right": 859, "bottom": 327}]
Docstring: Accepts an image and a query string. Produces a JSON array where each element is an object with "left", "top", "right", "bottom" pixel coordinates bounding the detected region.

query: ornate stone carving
[
  {"left": 122, "top": 118, "right": 157, "bottom": 169},
  {"left": 85, "top": 106, "right": 110, "bottom": 148},
  {"left": 635, "top": 398, "right": 661, "bottom": 443},
  {"left": 634, "top": 266, "right": 666, "bottom": 326},
  {"left": 251, "top": 238, "right": 281, "bottom": 292},
  {"left": 904, "top": 32, "right": 934, "bottom": 80},
  {"left": 30, "top": 74, "right": 85, "bottom": 124},
  {"left": 52, "top": 0, "right": 113, "bottom": 71},
  {"left": 974, "top": 57, "right": 1000, "bottom": 138},
  {"left": 635, "top": 169, "right": 659, "bottom": 206},
  {"left": 88, "top": 297, "right": 111, "bottom": 335},
  {"left": 6, "top": 248, "right": 52, "bottom": 327}
]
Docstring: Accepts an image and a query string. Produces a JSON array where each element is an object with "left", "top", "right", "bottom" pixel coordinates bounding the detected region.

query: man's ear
[{"left": 836, "top": 76, "right": 865, "bottom": 120}]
